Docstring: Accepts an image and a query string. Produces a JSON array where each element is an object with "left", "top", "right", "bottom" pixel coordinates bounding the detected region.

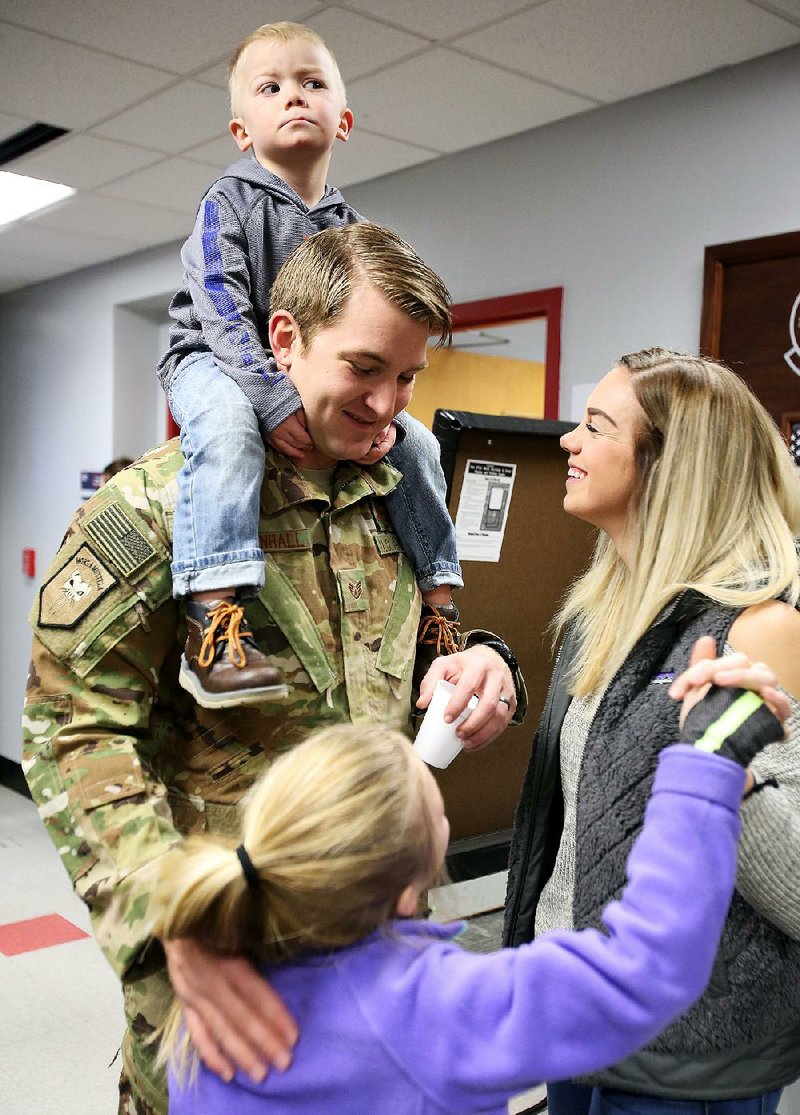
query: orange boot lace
[
  {"left": 417, "top": 606, "right": 460, "bottom": 656},
  {"left": 197, "top": 601, "right": 252, "bottom": 670}
]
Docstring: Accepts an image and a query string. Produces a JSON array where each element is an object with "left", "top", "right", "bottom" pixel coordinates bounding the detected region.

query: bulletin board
[{"left": 431, "top": 410, "right": 596, "bottom": 849}]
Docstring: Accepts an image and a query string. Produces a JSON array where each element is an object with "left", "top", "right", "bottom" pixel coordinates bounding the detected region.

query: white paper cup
[{"left": 413, "top": 680, "right": 479, "bottom": 768}]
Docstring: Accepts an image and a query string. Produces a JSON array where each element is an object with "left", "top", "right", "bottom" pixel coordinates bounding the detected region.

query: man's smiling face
[{"left": 270, "top": 281, "right": 431, "bottom": 468}]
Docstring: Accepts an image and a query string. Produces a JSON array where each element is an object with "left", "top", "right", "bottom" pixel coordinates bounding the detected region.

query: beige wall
[{"left": 407, "top": 347, "right": 545, "bottom": 429}]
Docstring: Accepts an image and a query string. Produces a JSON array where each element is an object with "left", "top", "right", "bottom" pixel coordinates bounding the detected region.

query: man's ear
[
  {"left": 336, "top": 108, "right": 354, "bottom": 143},
  {"left": 269, "top": 310, "right": 300, "bottom": 368},
  {"left": 229, "top": 117, "right": 253, "bottom": 153}
]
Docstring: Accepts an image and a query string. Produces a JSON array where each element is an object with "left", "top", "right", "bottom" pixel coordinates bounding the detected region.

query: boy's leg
[
  {"left": 167, "top": 354, "right": 286, "bottom": 706},
  {"left": 385, "top": 413, "right": 463, "bottom": 689},
  {"left": 385, "top": 412, "right": 463, "bottom": 593},
  {"left": 169, "top": 353, "right": 265, "bottom": 598}
]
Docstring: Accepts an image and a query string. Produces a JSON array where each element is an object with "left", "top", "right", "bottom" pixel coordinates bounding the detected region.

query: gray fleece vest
[{"left": 574, "top": 596, "right": 800, "bottom": 1094}]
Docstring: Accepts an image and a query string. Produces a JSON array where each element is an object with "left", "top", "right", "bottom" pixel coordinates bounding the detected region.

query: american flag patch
[{"left": 83, "top": 502, "right": 155, "bottom": 577}]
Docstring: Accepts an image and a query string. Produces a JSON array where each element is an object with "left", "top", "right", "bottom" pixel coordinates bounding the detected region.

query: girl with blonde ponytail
[
  {"left": 504, "top": 349, "right": 800, "bottom": 1115},
  {"left": 154, "top": 723, "right": 441, "bottom": 1075},
  {"left": 155, "top": 670, "right": 789, "bottom": 1114}
]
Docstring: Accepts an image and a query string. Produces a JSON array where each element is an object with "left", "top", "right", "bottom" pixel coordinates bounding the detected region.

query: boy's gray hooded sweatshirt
[{"left": 157, "top": 155, "right": 363, "bottom": 439}]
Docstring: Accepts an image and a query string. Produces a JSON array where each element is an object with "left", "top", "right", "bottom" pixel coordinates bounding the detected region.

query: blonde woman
[
  {"left": 156, "top": 667, "right": 785, "bottom": 1115},
  {"left": 504, "top": 349, "right": 800, "bottom": 1115}
]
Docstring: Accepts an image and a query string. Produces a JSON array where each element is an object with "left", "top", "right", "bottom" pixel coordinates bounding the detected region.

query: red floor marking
[{"left": 0, "top": 913, "right": 89, "bottom": 956}]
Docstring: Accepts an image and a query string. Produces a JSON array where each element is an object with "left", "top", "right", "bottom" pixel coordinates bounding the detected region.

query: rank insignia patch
[
  {"left": 338, "top": 568, "right": 368, "bottom": 612},
  {"left": 39, "top": 546, "right": 117, "bottom": 629}
]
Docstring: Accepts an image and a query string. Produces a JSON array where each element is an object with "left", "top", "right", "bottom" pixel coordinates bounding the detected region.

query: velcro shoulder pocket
[{"left": 30, "top": 489, "right": 172, "bottom": 677}]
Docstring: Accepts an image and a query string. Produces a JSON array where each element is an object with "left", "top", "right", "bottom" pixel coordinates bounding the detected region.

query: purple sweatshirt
[{"left": 169, "top": 745, "right": 744, "bottom": 1115}]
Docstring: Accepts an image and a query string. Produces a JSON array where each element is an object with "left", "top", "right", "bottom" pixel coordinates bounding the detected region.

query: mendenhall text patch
[
  {"left": 260, "top": 528, "right": 312, "bottom": 552},
  {"left": 38, "top": 545, "right": 117, "bottom": 629}
]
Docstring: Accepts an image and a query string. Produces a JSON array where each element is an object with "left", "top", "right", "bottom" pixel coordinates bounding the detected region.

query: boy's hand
[
  {"left": 353, "top": 423, "right": 397, "bottom": 465},
  {"left": 266, "top": 410, "right": 313, "bottom": 460}
]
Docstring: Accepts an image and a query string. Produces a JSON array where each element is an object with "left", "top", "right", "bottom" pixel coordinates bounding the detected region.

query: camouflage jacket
[{"left": 22, "top": 441, "right": 421, "bottom": 982}]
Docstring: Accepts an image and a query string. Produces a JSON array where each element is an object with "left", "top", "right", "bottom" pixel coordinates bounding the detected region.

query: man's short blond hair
[
  {"left": 270, "top": 222, "right": 452, "bottom": 350},
  {"left": 227, "top": 21, "right": 346, "bottom": 115}
]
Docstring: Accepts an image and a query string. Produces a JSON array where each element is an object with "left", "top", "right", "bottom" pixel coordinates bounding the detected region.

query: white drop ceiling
[{"left": 1, "top": 0, "right": 799, "bottom": 294}]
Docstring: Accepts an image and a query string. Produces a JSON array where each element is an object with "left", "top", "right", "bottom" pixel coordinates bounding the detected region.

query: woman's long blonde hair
[
  {"left": 558, "top": 348, "right": 800, "bottom": 697},
  {"left": 152, "top": 724, "right": 440, "bottom": 1074}
]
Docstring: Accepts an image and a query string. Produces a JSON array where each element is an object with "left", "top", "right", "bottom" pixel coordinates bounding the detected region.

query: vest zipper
[{"left": 504, "top": 641, "right": 565, "bottom": 941}]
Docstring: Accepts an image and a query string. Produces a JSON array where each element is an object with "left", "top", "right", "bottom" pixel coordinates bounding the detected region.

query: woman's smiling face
[{"left": 559, "top": 365, "right": 644, "bottom": 555}]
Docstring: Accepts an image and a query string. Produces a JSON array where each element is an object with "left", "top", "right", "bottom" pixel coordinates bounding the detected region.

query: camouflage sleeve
[
  {"left": 22, "top": 457, "right": 180, "bottom": 981},
  {"left": 460, "top": 628, "right": 528, "bottom": 725}
]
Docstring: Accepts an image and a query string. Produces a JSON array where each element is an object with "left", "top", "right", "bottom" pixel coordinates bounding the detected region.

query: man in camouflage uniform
[{"left": 22, "top": 224, "right": 524, "bottom": 1115}]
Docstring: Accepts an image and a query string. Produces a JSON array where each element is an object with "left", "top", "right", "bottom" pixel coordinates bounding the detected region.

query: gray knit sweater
[{"left": 157, "top": 155, "right": 363, "bottom": 440}]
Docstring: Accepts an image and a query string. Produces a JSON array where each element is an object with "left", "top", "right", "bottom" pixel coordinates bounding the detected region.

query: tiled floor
[{"left": 0, "top": 784, "right": 123, "bottom": 1114}]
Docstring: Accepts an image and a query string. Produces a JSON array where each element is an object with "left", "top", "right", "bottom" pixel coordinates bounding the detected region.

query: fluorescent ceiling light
[{"left": 0, "top": 171, "right": 75, "bottom": 230}]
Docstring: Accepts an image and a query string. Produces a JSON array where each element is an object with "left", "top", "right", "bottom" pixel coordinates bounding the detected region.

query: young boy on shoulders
[{"left": 158, "top": 22, "right": 462, "bottom": 709}]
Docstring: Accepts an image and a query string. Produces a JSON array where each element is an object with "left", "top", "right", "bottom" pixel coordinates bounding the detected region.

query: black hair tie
[{"left": 236, "top": 844, "right": 260, "bottom": 893}]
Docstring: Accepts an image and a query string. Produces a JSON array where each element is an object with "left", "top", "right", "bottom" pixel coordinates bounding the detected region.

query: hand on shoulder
[{"left": 729, "top": 600, "right": 800, "bottom": 700}]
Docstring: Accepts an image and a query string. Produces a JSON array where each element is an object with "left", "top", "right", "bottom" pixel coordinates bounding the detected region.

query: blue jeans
[
  {"left": 167, "top": 354, "right": 463, "bottom": 598},
  {"left": 546, "top": 1082, "right": 782, "bottom": 1115},
  {"left": 168, "top": 353, "right": 266, "bottom": 597},
  {"left": 387, "top": 412, "right": 462, "bottom": 591}
]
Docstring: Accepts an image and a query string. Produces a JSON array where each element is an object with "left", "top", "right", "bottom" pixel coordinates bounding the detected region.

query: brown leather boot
[
  {"left": 412, "top": 602, "right": 461, "bottom": 693},
  {"left": 179, "top": 599, "right": 288, "bottom": 708}
]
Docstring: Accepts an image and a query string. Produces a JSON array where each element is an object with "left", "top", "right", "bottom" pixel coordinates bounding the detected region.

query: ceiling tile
[
  {"left": 454, "top": 0, "right": 800, "bottom": 101},
  {"left": 748, "top": 0, "right": 800, "bottom": 21},
  {"left": 98, "top": 157, "right": 219, "bottom": 214},
  {"left": 348, "top": 48, "right": 593, "bottom": 152},
  {"left": 0, "top": 1, "right": 324, "bottom": 74},
  {"left": 190, "top": 10, "right": 428, "bottom": 90},
  {"left": 0, "top": 220, "right": 134, "bottom": 265},
  {"left": 328, "top": 129, "right": 439, "bottom": 187},
  {"left": 183, "top": 134, "right": 242, "bottom": 170},
  {"left": 0, "top": 223, "right": 152, "bottom": 292},
  {"left": 0, "top": 110, "right": 33, "bottom": 143},
  {"left": 184, "top": 129, "right": 440, "bottom": 189},
  {"left": 304, "top": 7, "right": 427, "bottom": 81},
  {"left": 1, "top": 0, "right": 797, "bottom": 294},
  {"left": 0, "top": 22, "right": 173, "bottom": 130},
  {"left": 92, "top": 81, "right": 230, "bottom": 154},
  {"left": 29, "top": 192, "right": 191, "bottom": 246},
  {"left": 339, "top": 0, "right": 537, "bottom": 40},
  {"left": 4, "top": 135, "right": 161, "bottom": 189},
  {"left": 0, "top": 252, "right": 79, "bottom": 293},
  {"left": 194, "top": 62, "right": 228, "bottom": 92}
]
